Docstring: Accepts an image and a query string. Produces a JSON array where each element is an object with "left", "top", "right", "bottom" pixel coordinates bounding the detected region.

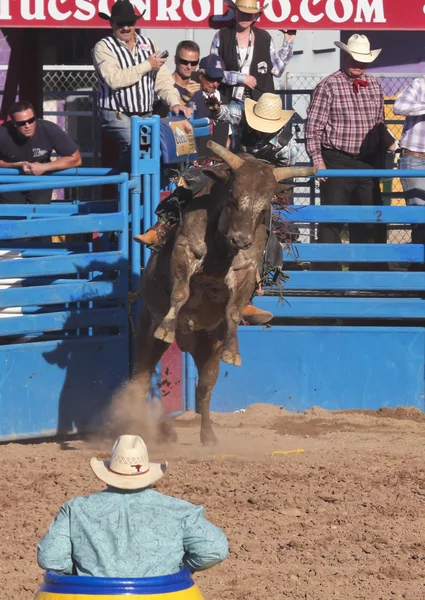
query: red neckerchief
[{"left": 352, "top": 79, "right": 369, "bottom": 94}]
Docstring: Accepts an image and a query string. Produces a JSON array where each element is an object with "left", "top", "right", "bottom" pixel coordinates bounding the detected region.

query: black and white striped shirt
[{"left": 95, "top": 34, "right": 156, "bottom": 114}]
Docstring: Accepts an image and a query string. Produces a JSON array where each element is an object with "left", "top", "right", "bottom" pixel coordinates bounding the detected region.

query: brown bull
[{"left": 135, "top": 141, "right": 316, "bottom": 444}]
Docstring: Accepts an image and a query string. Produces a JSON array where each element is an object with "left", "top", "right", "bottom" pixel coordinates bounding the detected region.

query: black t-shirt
[
  {"left": 0, "top": 119, "right": 79, "bottom": 164},
  {"left": 0, "top": 119, "right": 79, "bottom": 204}
]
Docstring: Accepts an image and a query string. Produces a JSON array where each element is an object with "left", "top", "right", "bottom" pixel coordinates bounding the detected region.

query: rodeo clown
[
  {"left": 37, "top": 435, "right": 228, "bottom": 579},
  {"left": 134, "top": 92, "right": 299, "bottom": 325}
]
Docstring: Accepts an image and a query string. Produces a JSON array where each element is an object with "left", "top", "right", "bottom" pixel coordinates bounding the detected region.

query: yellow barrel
[{"left": 35, "top": 567, "right": 205, "bottom": 599}]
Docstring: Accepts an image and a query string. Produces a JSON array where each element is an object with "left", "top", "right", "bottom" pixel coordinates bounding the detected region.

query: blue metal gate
[{"left": 0, "top": 172, "right": 129, "bottom": 440}]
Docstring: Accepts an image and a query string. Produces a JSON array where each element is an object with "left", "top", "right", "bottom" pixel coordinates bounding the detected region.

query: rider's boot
[
  {"left": 241, "top": 303, "right": 273, "bottom": 325},
  {"left": 133, "top": 221, "right": 171, "bottom": 246}
]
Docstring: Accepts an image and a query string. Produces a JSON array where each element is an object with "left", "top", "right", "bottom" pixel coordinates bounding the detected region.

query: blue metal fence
[{"left": 0, "top": 173, "right": 130, "bottom": 441}]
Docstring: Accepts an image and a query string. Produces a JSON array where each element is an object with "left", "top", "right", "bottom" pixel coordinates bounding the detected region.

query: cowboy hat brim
[
  {"left": 334, "top": 41, "right": 381, "bottom": 63},
  {"left": 98, "top": 10, "right": 145, "bottom": 20},
  {"left": 245, "top": 98, "right": 294, "bottom": 134},
  {"left": 224, "top": 0, "right": 268, "bottom": 13},
  {"left": 90, "top": 457, "right": 167, "bottom": 490}
]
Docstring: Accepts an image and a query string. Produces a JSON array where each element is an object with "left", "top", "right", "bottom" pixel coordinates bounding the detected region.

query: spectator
[
  {"left": 393, "top": 77, "right": 425, "bottom": 254},
  {"left": 0, "top": 101, "right": 81, "bottom": 204},
  {"left": 305, "top": 34, "right": 395, "bottom": 270},
  {"left": 210, "top": 0, "right": 295, "bottom": 105},
  {"left": 37, "top": 435, "right": 228, "bottom": 577},
  {"left": 92, "top": 0, "right": 191, "bottom": 171},
  {"left": 155, "top": 46, "right": 229, "bottom": 156}
]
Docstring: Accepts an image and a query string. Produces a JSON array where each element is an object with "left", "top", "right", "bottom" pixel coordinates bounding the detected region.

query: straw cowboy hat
[
  {"left": 224, "top": 0, "right": 268, "bottom": 15},
  {"left": 334, "top": 34, "right": 381, "bottom": 63},
  {"left": 98, "top": 0, "right": 145, "bottom": 22},
  {"left": 90, "top": 435, "right": 167, "bottom": 490},
  {"left": 245, "top": 93, "right": 294, "bottom": 134}
]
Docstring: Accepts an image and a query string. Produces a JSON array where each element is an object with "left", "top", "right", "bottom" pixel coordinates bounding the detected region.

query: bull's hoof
[
  {"left": 201, "top": 427, "right": 218, "bottom": 446},
  {"left": 154, "top": 325, "right": 175, "bottom": 344},
  {"left": 156, "top": 419, "right": 178, "bottom": 444},
  {"left": 221, "top": 349, "right": 242, "bottom": 366}
]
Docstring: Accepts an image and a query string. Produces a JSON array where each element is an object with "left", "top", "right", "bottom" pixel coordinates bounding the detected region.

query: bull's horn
[
  {"left": 273, "top": 166, "right": 317, "bottom": 182},
  {"left": 207, "top": 140, "right": 245, "bottom": 171}
]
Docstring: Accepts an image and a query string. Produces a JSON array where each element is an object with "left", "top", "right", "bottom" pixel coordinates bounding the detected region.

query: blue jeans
[{"left": 399, "top": 154, "right": 425, "bottom": 245}]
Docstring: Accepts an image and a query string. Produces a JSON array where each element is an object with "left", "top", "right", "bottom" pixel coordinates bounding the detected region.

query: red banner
[{"left": 0, "top": 0, "right": 424, "bottom": 29}]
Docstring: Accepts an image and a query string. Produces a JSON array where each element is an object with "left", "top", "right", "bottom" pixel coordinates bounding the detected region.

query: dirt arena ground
[{"left": 2, "top": 403, "right": 425, "bottom": 600}]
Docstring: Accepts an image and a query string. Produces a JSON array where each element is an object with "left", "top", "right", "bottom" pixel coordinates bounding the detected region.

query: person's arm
[
  {"left": 210, "top": 30, "right": 245, "bottom": 87},
  {"left": 305, "top": 82, "right": 332, "bottom": 168},
  {"left": 393, "top": 78, "right": 425, "bottom": 116},
  {"left": 92, "top": 40, "right": 156, "bottom": 90},
  {"left": 0, "top": 160, "right": 29, "bottom": 169},
  {"left": 29, "top": 151, "right": 82, "bottom": 176},
  {"left": 37, "top": 504, "right": 73, "bottom": 574},
  {"left": 270, "top": 36, "right": 294, "bottom": 78},
  {"left": 182, "top": 505, "right": 228, "bottom": 572},
  {"left": 213, "top": 102, "right": 243, "bottom": 126}
]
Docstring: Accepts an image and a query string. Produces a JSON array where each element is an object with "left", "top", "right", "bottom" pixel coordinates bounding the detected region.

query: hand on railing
[
  {"left": 170, "top": 104, "right": 193, "bottom": 119},
  {"left": 315, "top": 161, "right": 327, "bottom": 182}
]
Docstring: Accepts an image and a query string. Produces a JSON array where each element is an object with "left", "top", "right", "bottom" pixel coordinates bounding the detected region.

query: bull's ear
[{"left": 202, "top": 164, "right": 232, "bottom": 183}]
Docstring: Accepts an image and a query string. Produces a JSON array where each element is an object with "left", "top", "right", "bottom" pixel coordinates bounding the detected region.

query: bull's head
[{"left": 205, "top": 141, "right": 316, "bottom": 252}]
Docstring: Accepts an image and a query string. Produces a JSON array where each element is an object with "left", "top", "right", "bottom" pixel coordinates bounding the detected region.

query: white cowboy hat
[
  {"left": 224, "top": 0, "right": 268, "bottom": 15},
  {"left": 245, "top": 93, "right": 294, "bottom": 134},
  {"left": 334, "top": 34, "right": 381, "bottom": 64},
  {"left": 90, "top": 435, "right": 167, "bottom": 491}
]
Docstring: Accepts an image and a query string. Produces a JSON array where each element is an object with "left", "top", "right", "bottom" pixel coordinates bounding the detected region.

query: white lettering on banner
[
  {"left": 21, "top": 0, "right": 46, "bottom": 19},
  {"left": 264, "top": 0, "right": 291, "bottom": 22},
  {"left": 157, "top": 0, "right": 181, "bottom": 21},
  {"left": 182, "top": 0, "right": 210, "bottom": 21},
  {"left": 354, "top": 0, "right": 386, "bottom": 22},
  {"left": 0, "top": 0, "right": 12, "bottom": 20},
  {"left": 48, "top": 0, "right": 72, "bottom": 20},
  {"left": 300, "top": 0, "right": 324, "bottom": 22},
  {"left": 74, "top": 0, "right": 96, "bottom": 20},
  {"left": 133, "top": 0, "right": 150, "bottom": 20},
  {"left": 97, "top": 0, "right": 109, "bottom": 16},
  {"left": 326, "top": 0, "right": 354, "bottom": 22}
]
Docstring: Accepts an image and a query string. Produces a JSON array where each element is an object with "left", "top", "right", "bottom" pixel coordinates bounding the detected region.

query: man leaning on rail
[
  {"left": 0, "top": 101, "right": 82, "bottom": 205},
  {"left": 91, "top": 0, "right": 192, "bottom": 171}
]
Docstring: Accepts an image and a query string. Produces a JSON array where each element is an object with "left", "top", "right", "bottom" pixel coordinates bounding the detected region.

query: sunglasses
[
  {"left": 178, "top": 58, "right": 199, "bottom": 67},
  {"left": 14, "top": 116, "right": 36, "bottom": 127},
  {"left": 203, "top": 74, "right": 223, "bottom": 84},
  {"left": 115, "top": 21, "right": 136, "bottom": 27}
]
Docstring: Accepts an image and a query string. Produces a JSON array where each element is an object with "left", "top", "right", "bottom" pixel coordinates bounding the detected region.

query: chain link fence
[
  {"left": 283, "top": 72, "right": 418, "bottom": 244},
  {"left": 43, "top": 66, "right": 99, "bottom": 201}
]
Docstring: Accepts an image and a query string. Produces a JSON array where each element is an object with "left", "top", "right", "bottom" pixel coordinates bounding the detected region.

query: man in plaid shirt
[{"left": 306, "top": 34, "right": 395, "bottom": 269}]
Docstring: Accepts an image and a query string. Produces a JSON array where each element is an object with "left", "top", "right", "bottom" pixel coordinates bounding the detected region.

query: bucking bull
[{"left": 134, "top": 141, "right": 316, "bottom": 444}]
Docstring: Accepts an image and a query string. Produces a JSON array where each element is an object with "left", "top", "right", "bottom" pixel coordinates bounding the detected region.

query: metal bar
[
  {"left": 0, "top": 308, "right": 126, "bottom": 336},
  {"left": 0, "top": 213, "right": 125, "bottom": 239},
  {"left": 255, "top": 296, "right": 425, "bottom": 319},
  {"left": 282, "top": 243, "right": 424, "bottom": 262},
  {"left": 317, "top": 169, "right": 425, "bottom": 178},
  {"left": 0, "top": 280, "right": 124, "bottom": 308},
  {"left": 0, "top": 175, "right": 126, "bottom": 193},
  {"left": 0, "top": 168, "right": 118, "bottom": 176},
  {"left": 279, "top": 206, "right": 425, "bottom": 224},
  {"left": 0, "top": 251, "right": 125, "bottom": 278},
  {"left": 282, "top": 271, "right": 425, "bottom": 291}
]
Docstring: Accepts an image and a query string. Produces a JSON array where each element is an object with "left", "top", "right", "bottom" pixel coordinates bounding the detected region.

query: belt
[
  {"left": 102, "top": 108, "right": 151, "bottom": 117},
  {"left": 401, "top": 148, "right": 425, "bottom": 159}
]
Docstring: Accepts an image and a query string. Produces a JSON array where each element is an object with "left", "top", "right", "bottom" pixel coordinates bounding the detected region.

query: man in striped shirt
[
  {"left": 393, "top": 77, "right": 425, "bottom": 250},
  {"left": 92, "top": 0, "right": 191, "bottom": 171},
  {"left": 305, "top": 35, "right": 394, "bottom": 269}
]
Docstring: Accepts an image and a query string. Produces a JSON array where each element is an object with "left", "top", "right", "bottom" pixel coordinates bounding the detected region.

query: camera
[
  {"left": 190, "top": 71, "right": 201, "bottom": 83},
  {"left": 157, "top": 50, "right": 169, "bottom": 59}
]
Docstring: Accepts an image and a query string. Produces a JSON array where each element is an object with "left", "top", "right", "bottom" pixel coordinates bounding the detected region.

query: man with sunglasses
[
  {"left": 0, "top": 101, "right": 81, "bottom": 204},
  {"left": 92, "top": 0, "right": 191, "bottom": 171}
]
